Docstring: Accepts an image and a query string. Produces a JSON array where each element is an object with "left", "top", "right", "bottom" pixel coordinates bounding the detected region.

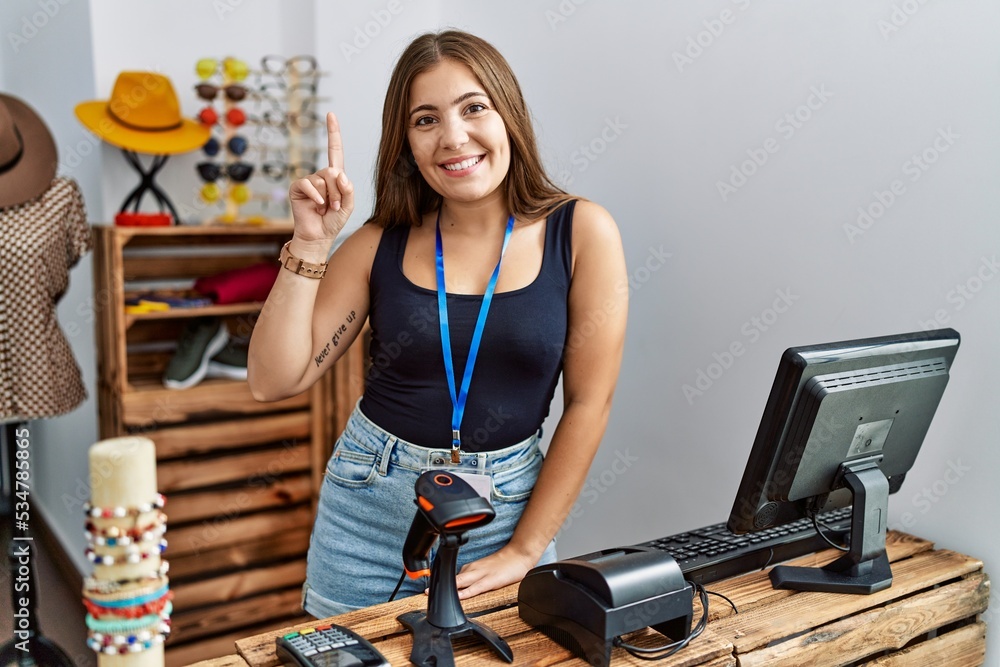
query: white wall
[{"left": 2, "top": 0, "right": 998, "bottom": 661}]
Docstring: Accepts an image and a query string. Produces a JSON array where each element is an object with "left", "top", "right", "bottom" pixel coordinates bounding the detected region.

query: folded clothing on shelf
[
  {"left": 194, "top": 261, "right": 280, "bottom": 305},
  {"left": 125, "top": 292, "right": 214, "bottom": 313}
]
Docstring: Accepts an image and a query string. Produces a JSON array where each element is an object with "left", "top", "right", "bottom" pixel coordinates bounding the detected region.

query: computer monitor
[{"left": 726, "top": 328, "right": 960, "bottom": 594}]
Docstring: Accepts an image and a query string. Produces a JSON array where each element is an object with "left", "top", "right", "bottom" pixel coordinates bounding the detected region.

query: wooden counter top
[{"left": 188, "top": 531, "right": 988, "bottom": 666}]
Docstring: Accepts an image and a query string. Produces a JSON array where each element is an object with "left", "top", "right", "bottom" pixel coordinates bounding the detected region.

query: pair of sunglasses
[
  {"left": 253, "top": 84, "right": 323, "bottom": 114},
  {"left": 257, "top": 109, "right": 323, "bottom": 130},
  {"left": 260, "top": 55, "right": 318, "bottom": 76},
  {"left": 195, "top": 83, "right": 249, "bottom": 102},
  {"left": 200, "top": 182, "right": 251, "bottom": 205},
  {"left": 196, "top": 161, "right": 254, "bottom": 183},
  {"left": 199, "top": 107, "right": 247, "bottom": 127},
  {"left": 203, "top": 136, "right": 249, "bottom": 158},
  {"left": 196, "top": 57, "right": 249, "bottom": 82},
  {"left": 262, "top": 161, "right": 316, "bottom": 182}
]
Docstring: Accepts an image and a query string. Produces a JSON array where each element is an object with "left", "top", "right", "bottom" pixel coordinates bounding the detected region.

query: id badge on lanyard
[
  {"left": 420, "top": 453, "right": 493, "bottom": 500},
  {"left": 433, "top": 210, "right": 515, "bottom": 495}
]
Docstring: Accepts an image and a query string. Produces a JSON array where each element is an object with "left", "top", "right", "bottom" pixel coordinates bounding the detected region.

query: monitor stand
[{"left": 770, "top": 458, "right": 893, "bottom": 594}]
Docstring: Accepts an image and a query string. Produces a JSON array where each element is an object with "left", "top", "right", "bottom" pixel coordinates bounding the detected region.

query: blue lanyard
[{"left": 436, "top": 209, "right": 515, "bottom": 461}]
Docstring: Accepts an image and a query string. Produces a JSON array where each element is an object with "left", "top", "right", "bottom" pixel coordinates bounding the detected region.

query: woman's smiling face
[{"left": 406, "top": 58, "right": 511, "bottom": 205}]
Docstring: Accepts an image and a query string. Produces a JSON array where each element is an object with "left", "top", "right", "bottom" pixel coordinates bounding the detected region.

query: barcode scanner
[
  {"left": 397, "top": 471, "right": 513, "bottom": 667},
  {"left": 402, "top": 472, "right": 495, "bottom": 579}
]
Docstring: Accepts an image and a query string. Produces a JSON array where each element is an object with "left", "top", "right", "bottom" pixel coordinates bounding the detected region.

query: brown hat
[
  {"left": 75, "top": 72, "right": 209, "bottom": 155},
  {"left": 0, "top": 93, "right": 57, "bottom": 208}
]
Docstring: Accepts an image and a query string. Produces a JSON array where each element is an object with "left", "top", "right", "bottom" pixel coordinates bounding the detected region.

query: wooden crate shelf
[
  {"left": 165, "top": 474, "right": 313, "bottom": 525},
  {"left": 91, "top": 224, "right": 367, "bottom": 662}
]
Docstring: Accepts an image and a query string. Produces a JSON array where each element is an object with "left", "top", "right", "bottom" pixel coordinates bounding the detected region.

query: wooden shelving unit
[{"left": 91, "top": 224, "right": 366, "bottom": 665}]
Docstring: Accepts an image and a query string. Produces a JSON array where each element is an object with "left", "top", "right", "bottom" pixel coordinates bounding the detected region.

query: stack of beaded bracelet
[
  {"left": 85, "top": 601, "right": 173, "bottom": 655},
  {"left": 82, "top": 495, "right": 172, "bottom": 656},
  {"left": 84, "top": 577, "right": 173, "bottom": 618},
  {"left": 84, "top": 498, "right": 168, "bottom": 567}
]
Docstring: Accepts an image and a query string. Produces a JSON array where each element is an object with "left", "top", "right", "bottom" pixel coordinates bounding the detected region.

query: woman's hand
[
  {"left": 288, "top": 112, "right": 355, "bottom": 244},
  {"left": 452, "top": 546, "right": 538, "bottom": 600}
]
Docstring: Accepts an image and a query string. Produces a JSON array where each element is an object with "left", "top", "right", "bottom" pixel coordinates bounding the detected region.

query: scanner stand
[
  {"left": 518, "top": 547, "right": 693, "bottom": 667},
  {"left": 398, "top": 533, "right": 513, "bottom": 667}
]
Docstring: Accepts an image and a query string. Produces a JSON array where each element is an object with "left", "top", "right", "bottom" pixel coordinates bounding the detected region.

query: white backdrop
[{"left": 2, "top": 1, "right": 998, "bottom": 662}]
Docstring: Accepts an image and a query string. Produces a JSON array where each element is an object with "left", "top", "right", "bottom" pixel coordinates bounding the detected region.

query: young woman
[{"left": 248, "top": 30, "right": 627, "bottom": 618}]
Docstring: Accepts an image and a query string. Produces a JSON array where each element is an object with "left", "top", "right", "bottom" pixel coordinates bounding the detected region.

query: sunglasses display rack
[
  {"left": 194, "top": 56, "right": 258, "bottom": 225},
  {"left": 193, "top": 55, "right": 326, "bottom": 226}
]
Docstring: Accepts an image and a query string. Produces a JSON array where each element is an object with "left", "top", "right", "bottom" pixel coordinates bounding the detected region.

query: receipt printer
[{"left": 518, "top": 547, "right": 692, "bottom": 667}]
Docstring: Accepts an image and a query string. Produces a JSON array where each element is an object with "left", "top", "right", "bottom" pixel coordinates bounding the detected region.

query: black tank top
[{"left": 360, "top": 200, "right": 575, "bottom": 452}]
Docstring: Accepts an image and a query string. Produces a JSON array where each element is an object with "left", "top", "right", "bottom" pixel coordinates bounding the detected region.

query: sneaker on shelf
[
  {"left": 163, "top": 318, "right": 229, "bottom": 390},
  {"left": 206, "top": 339, "right": 249, "bottom": 380}
]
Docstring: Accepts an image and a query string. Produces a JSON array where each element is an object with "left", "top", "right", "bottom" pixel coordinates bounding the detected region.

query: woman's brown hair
[{"left": 366, "top": 30, "right": 576, "bottom": 228}]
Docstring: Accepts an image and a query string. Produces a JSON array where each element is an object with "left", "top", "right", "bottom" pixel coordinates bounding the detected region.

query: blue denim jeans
[{"left": 303, "top": 403, "right": 558, "bottom": 618}]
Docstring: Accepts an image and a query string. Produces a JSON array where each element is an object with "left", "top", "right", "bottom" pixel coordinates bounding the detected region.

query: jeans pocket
[
  {"left": 491, "top": 451, "right": 542, "bottom": 503},
  {"left": 324, "top": 433, "right": 378, "bottom": 488}
]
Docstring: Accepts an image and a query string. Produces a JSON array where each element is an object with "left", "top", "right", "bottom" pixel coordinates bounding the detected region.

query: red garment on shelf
[{"left": 193, "top": 261, "right": 279, "bottom": 305}]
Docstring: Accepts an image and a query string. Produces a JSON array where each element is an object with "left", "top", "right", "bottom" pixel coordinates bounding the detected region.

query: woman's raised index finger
[{"left": 327, "top": 112, "right": 344, "bottom": 171}]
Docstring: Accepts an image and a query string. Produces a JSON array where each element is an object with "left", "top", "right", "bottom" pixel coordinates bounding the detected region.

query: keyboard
[{"left": 636, "top": 507, "right": 853, "bottom": 586}]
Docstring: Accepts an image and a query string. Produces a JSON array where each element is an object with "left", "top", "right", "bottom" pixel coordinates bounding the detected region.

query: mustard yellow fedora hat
[{"left": 75, "top": 71, "right": 209, "bottom": 154}]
